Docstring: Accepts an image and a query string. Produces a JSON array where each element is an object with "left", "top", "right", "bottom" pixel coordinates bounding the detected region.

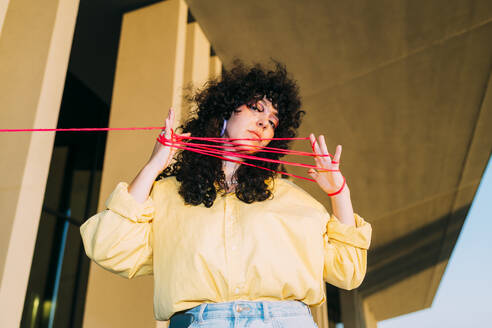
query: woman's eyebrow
[{"left": 259, "top": 100, "right": 279, "bottom": 119}]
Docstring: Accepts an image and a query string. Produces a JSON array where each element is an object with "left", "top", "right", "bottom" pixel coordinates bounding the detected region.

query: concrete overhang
[{"left": 68, "top": 0, "right": 492, "bottom": 321}]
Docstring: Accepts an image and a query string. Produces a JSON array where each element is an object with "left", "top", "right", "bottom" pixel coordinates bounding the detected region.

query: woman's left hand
[{"left": 307, "top": 134, "right": 346, "bottom": 195}]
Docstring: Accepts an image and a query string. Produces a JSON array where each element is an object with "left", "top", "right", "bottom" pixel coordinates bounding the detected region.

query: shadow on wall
[{"left": 360, "top": 205, "right": 470, "bottom": 297}]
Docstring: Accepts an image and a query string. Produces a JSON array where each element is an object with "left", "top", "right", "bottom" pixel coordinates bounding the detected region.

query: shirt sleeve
[
  {"left": 323, "top": 213, "right": 372, "bottom": 290},
  {"left": 80, "top": 181, "right": 156, "bottom": 279}
]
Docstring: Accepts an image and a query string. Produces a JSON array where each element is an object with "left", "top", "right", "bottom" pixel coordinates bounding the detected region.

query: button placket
[
  {"left": 226, "top": 197, "right": 246, "bottom": 298},
  {"left": 224, "top": 196, "right": 238, "bottom": 297}
]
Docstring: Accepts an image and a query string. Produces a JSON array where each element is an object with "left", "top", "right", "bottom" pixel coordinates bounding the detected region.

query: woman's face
[{"left": 224, "top": 96, "right": 279, "bottom": 153}]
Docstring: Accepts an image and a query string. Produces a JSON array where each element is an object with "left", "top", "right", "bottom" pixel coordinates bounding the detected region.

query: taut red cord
[
  {"left": 0, "top": 127, "right": 166, "bottom": 132},
  {"left": 157, "top": 129, "right": 346, "bottom": 195},
  {"left": 0, "top": 125, "right": 346, "bottom": 195}
]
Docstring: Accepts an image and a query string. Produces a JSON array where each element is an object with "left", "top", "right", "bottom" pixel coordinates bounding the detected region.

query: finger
[
  {"left": 318, "top": 135, "right": 331, "bottom": 161},
  {"left": 309, "top": 134, "right": 316, "bottom": 153},
  {"left": 310, "top": 134, "right": 326, "bottom": 170},
  {"left": 165, "top": 117, "right": 171, "bottom": 139},
  {"left": 309, "top": 134, "right": 322, "bottom": 168},
  {"left": 310, "top": 134, "right": 322, "bottom": 155},
  {"left": 311, "top": 162, "right": 322, "bottom": 174},
  {"left": 160, "top": 111, "right": 171, "bottom": 137},
  {"left": 165, "top": 108, "right": 174, "bottom": 139},
  {"left": 333, "top": 145, "right": 342, "bottom": 163},
  {"left": 170, "top": 107, "right": 175, "bottom": 126}
]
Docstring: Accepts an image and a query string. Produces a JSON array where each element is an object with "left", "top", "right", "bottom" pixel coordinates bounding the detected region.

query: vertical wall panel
[
  {"left": 181, "top": 22, "right": 210, "bottom": 124},
  {"left": 0, "top": 0, "right": 10, "bottom": 36},
  {"left": 310, "top": 283, "right": 329, "bottom": 328},
  {"left": 0, "top": 0, "right": 80, "bottom": 326},
  {"left": 209, "top": 55, "right": 222, "bottom": 79},
  {"left": 82, "top": 0, "right": 187, "bottom": 327},
  {"left": 340, "top": 289, "right": 376, "bottom": 328}
]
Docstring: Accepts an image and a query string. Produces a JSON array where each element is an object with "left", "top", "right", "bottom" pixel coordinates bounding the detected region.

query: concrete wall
[
  {"left": 80, "top": 1, "right": 219, "bottom": 327},
  {"left": 182, "top": 22, "right": 211, "bottom": 123},
  {"left": 0, "top": 0, "right": 79, "bottom": 326},
  {"left": 81, "top": 1, "right": 187, "bottom": 327}
]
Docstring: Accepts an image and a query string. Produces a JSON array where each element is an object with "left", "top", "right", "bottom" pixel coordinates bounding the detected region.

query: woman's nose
[{"left": 257, "top": 118, "right": 267, "bottom": 128}]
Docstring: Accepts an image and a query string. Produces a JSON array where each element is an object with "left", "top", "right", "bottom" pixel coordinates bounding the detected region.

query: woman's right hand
[{"left": 146, "top": 107, "right": 190, "bottom": 173}]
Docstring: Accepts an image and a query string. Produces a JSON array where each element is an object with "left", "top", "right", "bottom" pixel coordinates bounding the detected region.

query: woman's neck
[
  {"left": 221, "top": 158, "right": 241, "bottom": 192},
  {"left": 220, "top": 136, "right": 243, "bottom": 191}
]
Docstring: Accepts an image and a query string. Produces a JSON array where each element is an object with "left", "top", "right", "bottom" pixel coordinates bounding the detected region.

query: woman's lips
[{"left": 248, "top": 130, "right": 261, "bottom": 139}]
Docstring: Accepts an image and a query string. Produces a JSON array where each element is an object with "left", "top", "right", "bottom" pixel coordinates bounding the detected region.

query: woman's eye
[{"left": 249, "top": 103, "right": 263, "bottom": 112}]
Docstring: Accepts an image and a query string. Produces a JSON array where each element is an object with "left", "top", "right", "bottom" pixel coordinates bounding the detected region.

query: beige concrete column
[
  {"left": 340, "top": 289, "right": 377, "bottom": 328},
  {"left": 363, "top": 299, "right": 377, "bottom": 328},
  {"left": 158, "top": 20, "right": 214, "bottom": 328},
  {"left": 209, "top": 55, "right": 222, "bottom": 79},
  {"left": 0, "top": 0, "right": 9, "bottom": 36},
  {"left": 311, "top": 304, "right": 330, "bottom": 327},
  {"left": 182, "top": 21, "right": 210, "bottom": 123},
  {"left": 0, "top": 0, "right": 79, "bottom": 326},
  {"left": 82, "top": 0, "right": 187, "bottom": 327}
]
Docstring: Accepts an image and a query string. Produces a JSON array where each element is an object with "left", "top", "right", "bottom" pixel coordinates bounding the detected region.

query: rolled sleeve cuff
[
  {"left": 104, "top": 182, "right": 155, "bottom": 223},
  {"left": 327, "top": 213, "right": 372, "bottom": 249}
]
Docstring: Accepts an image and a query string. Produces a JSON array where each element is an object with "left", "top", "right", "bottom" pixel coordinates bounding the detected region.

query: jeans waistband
[{"left": 184, "top": 300, "right": 311, "bottom": 321}]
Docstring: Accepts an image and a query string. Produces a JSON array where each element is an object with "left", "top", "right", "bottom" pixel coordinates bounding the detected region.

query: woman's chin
[{"left": 236, "top": 143, "right": 261, "bottom": 154}]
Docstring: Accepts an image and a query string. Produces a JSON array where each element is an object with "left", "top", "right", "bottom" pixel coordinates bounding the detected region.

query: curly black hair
[{"left": 156, "top": 60, "right": 305, "bottom": 207}]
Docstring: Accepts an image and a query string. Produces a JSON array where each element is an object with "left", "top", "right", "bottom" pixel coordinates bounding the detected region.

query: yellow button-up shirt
[{"left": 80, "top": 176, "right": 372, "bottom": 320}]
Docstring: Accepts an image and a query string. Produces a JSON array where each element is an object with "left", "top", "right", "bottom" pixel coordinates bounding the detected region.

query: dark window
[{"left": 20, "top": 72, "right": 109, "bottom": 328}]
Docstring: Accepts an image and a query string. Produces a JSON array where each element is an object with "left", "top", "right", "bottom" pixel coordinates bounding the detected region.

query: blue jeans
[{"left": 168, "top": 300, "right": 319, "bottom": 328}]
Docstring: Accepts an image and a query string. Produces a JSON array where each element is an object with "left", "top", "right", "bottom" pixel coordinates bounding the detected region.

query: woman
[{"left": 80, "top": 61, "right": 372, "bottom": 328}]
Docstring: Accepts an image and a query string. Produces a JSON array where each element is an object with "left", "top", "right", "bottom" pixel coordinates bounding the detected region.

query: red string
[
  {"left": 0, "top": 126, "right": 346, "bottom": 195},
  {"left": 159, "top": 139, "right": 317, "bottom": 182},
  {"left": 168, "top": 129, "right": 332, "bottom": 157},
  {"left": 157, "top": 134, "right": 338, "bottom": 172},
  {"left": 157, "top": 129, "right": 346, "bottom": 195},
  {"left": 326, "top": 176, "right": 345, "bottom": 196},
  {"left": 0, "top": 127, "right": 167, "bottom": 132},
  {"left": 170, "top": 136, "right": 320, "bottom": 157}
]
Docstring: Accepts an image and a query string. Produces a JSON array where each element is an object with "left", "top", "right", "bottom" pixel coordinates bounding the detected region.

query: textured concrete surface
[
  {"left": 68, "top": 0, "right": 492, "bottom": 322},
  {"left": 185, "top": 0, "right": 492, "bottom": 320}
]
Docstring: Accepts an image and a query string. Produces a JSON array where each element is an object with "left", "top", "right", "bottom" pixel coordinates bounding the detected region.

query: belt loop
[
  {"left": 262, "top": 301, "right": 270, "bottom": 321},
  {"left": 198, "top": 303, "right": 207, "bottom": 323}
]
